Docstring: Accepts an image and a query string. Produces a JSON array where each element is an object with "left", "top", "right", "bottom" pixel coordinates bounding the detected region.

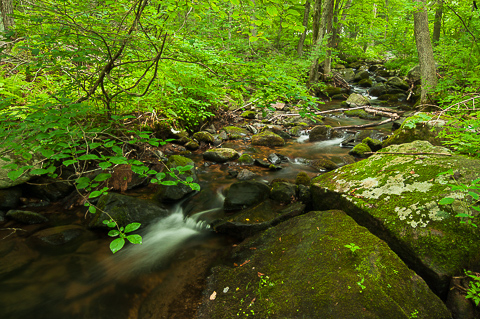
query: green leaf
[
  {"left": 30, "top": 168, "right": 49, "bottom": 175},
  {"left": 155, "top": 172, "right": 166, "bottom": 180},
  {"left": 177, "top": 165, "right": 193, "bottom": 172},
  {"left": 7, "top": 170, "right": 23, "bottom": 181},
  {"left": 125, "top": 222, "right": 141, "bottom": 233},
  {"left": 186, "top": 176, "right": 193, "bottom": 183},
  {"left": 40, "top": 149, "right": 55, "bottom": 158},
  {"left": 99, "top": 161, "right": 113, "bottom": 169},
  {"left": 94, "top": 173, "right": 112, "bottom": 182},
  {"left": 89, "top": 142, "right": 103, "bottom": 149},
  {"left": 112, "top": 145, "right": 123, "bottom": 155},
  {"left": 190, "top": 183, "right": 201, "bottom": 191},
  {"left": 110, "top": 238, "right": 125, "bottom": 254},
  {"left": 266, "top": 5, "right": 278, "bottom": 16},
  {"left": 127, "top": 234, "right": 142, "bottom": 244},
  {"left": 468, "top": 191, "right": 479, "bottom": 200},
  {"left": 109, "top": 157, "right": 128, "bottom": 164},
  {"left": 78, "top": 154, "right": 100, "bottom": 161},
  {"left": 108, "top": 229, "right": 121, "bottom": 237},
  {"left": 438, "top": 197, "right": 455, "bottom": 205},
  {"left": 88, "top": 205, "right": 97, "bottom": 214},
  {"left": 89, "top": 190, "right": 104, "bottom": 198},
  {"left": 160, "top": 180, "right": 177, "bottom": 186},
  {"left": 63, "top": 159, "right": 78, "bottom": 166}
]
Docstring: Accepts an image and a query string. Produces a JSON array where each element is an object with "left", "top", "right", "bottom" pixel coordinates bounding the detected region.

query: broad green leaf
[
  {"left": 109, "top": 157, "right": 128, "bottom": 164},
  {"left": 127, "top": 234, "right": 142, "bottom": 244},
  {"left": 112, "top": 145, "right": 123, "bottom": 155},
  {"left": 88, "top": 205, "right": 97, "bottom": 214},
  {"left": 438, "top": 197, "right": 455, "bottom": 205},
  {"left": 125, "top": 222, "right": 141, "bottom": 233},
  {"left": 266, "top": 6, "right": 278, "bottom": 16},
  {"left": 110, "top": 238, "right": 125, "bottom": 254},
  {"left": 156, "top": 172, "right": 166, "bottom": 180},
  {"left": 30, "top": 168, "right": 49, "bottom": 175},
  {"left": 40, "top": 149, "right": 55, "bottom": 158},
  {"left": 468, "top": 191, "right": 479, "bottom": 200},
  {"left": 94, "top": 173, "right": 112, "bottom": 182},
  {"left": 186, "top": 176, "right": 193, "bottom": 183},
  {"left": 89, "top": 142, "right": 103, "bottom": 149},
  {"left": 7, "top": 170, "right": 23, "bottom": 181},
  {"left": 190, "top": 183, "right": 201, "bottom": 191},
  {"left": 99, "top": 161, "right": 113, "bottom": 169},
  {"left": 78, "top": 154, "right": 100, "bottom": 160},
  {"left": 177, "top": 165, "right": 193, "bottom": 172},
  {"left": 160, "top": 180, "right": 177, "bottom": 186},
  {"left": 89, "top": 190, "right": 104, "bottom": 198},
  {"left": 108, "top": 229, "right": 120, "bottom": 237},
  {"left": 249, "top": 36, "right": 258, "bottom": 42},
  {"left": 63, "top": 159, "right": 78, "bottom": 166}
]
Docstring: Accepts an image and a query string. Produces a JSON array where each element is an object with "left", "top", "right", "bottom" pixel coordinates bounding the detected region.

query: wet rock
[
  {"left": 369, "top": 83, "right": 386, "bottom": 97},
  {"left": 238, "top": 154, "right": 255, "bottom": 165},
  {"left": 169, "top": 129, "right": 189, "bottom": 144},
  {"left": 382, "top": 116, "right": 446, "bottom": 148},
  {"left": 0, "top": 186, "right": 22, "bottom": 209},
  {"left": 331, "top": 93, "right": 348, "bottom": 100},
  {"left": 29, "top": 225, "right": 92, "bottom": 253},
  {"left": 270, "top": 182, "right": 296, "bottom": 203},
  {"left": 267, "top": 153, "right": 289, "bottom": 165},
  {"left": 23, "top": 176, "right": 74, "bottom": 202},
  {"left": 358, "top": 78, "right": 373, "bottom": 87},
  {"left": 156, "top": 155, "right": 199, "bottom": 202},
  {"left": 245, "top": 125, "right": 258, "bottom": 134},
  {"left": 353, "top": 70, "right": 370, "bottom": 82},
  {"left": 224, "top": 181, "right": 270, "bottom": 211},
  {"left": 295, "top": 172, "right": 311, "bottom": 186},
  {"left": 212, "top": 201, "right": 305, "bottom": 239},
  {"left": 375, "top": 75, "right": 388, "bottom": 83},
  {"left": 348, "top": 142, "right": 372, "bottom": 158},
  {"left": 344, "top": 109, "right": 382, "bottom": 121},
  {"left": 251, "top": 131, "right": 285, "bottom": 147},
  {"left": 203, "top": 148, "right": 240, "bottom": 163},
  {"left": 446, "top": 276, "right": 478, "bottom": 319},
  {"left": 308, "top": 125, "right": 338, "bottom": 141},
  {"left": 90, "top": 192, "right": 169, "bottom": 228},
  {"left": 408, "top": 65, "right": 421, "bottom": 83},
  {"left": 0, "top": 210, "right": 5, "bottom": 222},
  {"left": 337, "top": 68, "right": 355, "bottom": 82},
  {"left": 376, "top": 69, "right": 393, "bottom": 77},
  {"left": 237, "top": 169, "right": 257, "bottom": 181},
  {"left": 6, "top": 210, "right": 48, "bottom": 224},
  {"left": 321, "top": 86, "right": 343, "bottom": 97},
  {"left": 387, "top": 76, "right": 409, "bottom": 91},
  {"left": 192, "top": 131, "right": 215, "bottom": 144},
  {"left": 311, "top": 141, "right": 480, "bottom": 298},
  {"left": 387, "top": 87, "right": 407, "bottom": 95},
  {"left": 297, "top": 184, "right": 311, "bottom": 204},
  {"left": 184, "top": 139, "right": 200, "bottom": 150},
  {"left": 309, "top": 157, "right": 339, "bottom": 171},
  {"left": 346, "top": 93, "right": 370, "bottom": 106},
  {"left": 378, "top": 93, "right": 401, "bottom": 101},
  {"left": 254, "top": 158, "right": 271, "bottom": 168},
  {"left": 199, "top": 210, "right": 450, "bottom": 319},
  {"left": 362, "top": 137, "right": 382, "bottom": 152},
  {"left": 266, "top": 126, "right": 291, "bottom": 140},
  {"left": 0, "top": 151, "right": 44, "bottom": 189},
  {"left": 222, "top": 126, "right": 248, "bottom": 140}
]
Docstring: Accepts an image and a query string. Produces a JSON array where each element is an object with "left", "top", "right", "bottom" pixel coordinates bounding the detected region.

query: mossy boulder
[
  {"left": 198, "top": 210, "right": 450, "bottom": 319},
  {"left": 89, "top": 193, "right": 169, "bottom": 228},
  {"left": 184, "top": 139, "right": 200, "bottom": 150},
  {"left": 358, "top": 78, "right": 373, "bottom": 87},
  {"left": 224, "top": 181, "right": 270, "bottom": 211},
  {"left": 346, "top": 93, "right": 370, "bottom": 106},
  {"left": 311, "top": 140, "right": 480, "bottom": 298},
  {"left": 270, "top": 181, "right": 296, "bottom": 203},
  {"left": 382, "top": 118, "right": 446, "bottom": 148},
  {"left": 251, "top": 131, "right": 285, "bottom": 147},
  {"left": 6, "top": 210, "right": 48, "bottom": 224},
  {"left": 354, "top": 70, "right": 370, "bottom": 82},
  {"left": 387, "top": 76, "right": 409, "bottom": 91},
  {"left": 338, "top": 68, "right": 355, "bottom": 82},
  {"left": 238, "top": 154, "right": 255, "bottom": 165},
  {"left": 192, "top": 131, "right": 215, "bottom": 144},
  {"left": 309, "top": 125, "right": 340, "bottom": 142},
  {"left": 223, "top": 126, "right": 248, "bottom": 140},
  {"left": 348, "top": 142, "right": 372, "bottom": 157},
  {"left": 241, "top": 111, "right": 256, "bottom": 119},
  {"left": 322, "top": 86, "right": 343, "bottom": 97},
  {"left": 295, "top": 172, "right": 311, "bottom": 186},
  {"left": 0, "top": 151, "right": 44, "bottom": 189},
  {"left": 369, "top": 83, "right": 386, "bottom": 97},
  {"left": 378, "top": 94, "right": 401, "bottom": 102},
  {"left": 203, "top": 148, "right": 240, "bottom": 163},
  {"left": 362, "top": 137, "right": 383, "bottom": 152},
  {"left": 156, "top": 155, "right": 199, "bottom": 202}
]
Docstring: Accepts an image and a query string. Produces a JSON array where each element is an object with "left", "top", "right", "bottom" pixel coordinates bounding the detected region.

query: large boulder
[
  {"left": 156, "top": 155, "right": 199, "bottom": 202},
  {"left": 251, "top": 131, "right": 285, "bottom": 147},
  {"left": 353, "top": 70, "right": 370, "bottom": 82},
  {"left": 387, "top": 76, "right": 409, "bottom": 91},
  {"left": 6, "top": 210, "right": 48, "bottom": 224},
  {"left": 224, "top": 181, "right": 270, "bottom": 211},
  {"left": 89, "top": 192, "right": 169, "bottom": 228},
  {"left": 337, "top": 68, "right": 355, "bottom": 82},
  {"left": 309, "top": 125, "right": 340, "bottom": 142},
  {"left": 203, "top": 148, "right": 240, "bottom": 163},
  {"left": 346, "top": 93, "right": 370, "bottom": 107},
  {"left": 382, "top": 116, "right": 446, "bottom": 148},
  {"left": 198, "top": 210, "right": 450, "bottom": 319},
  {"left": 0, "top": 152, "right": 43, "bottom": 189},
  {"left": 311, "top": 140, "right": 480, "bottom": 298},
  {"left": 192, "top": 131, "right": 215, "bottom": 144}
]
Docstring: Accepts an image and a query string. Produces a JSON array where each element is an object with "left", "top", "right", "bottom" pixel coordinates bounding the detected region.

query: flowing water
[{"left": 0, "top": 98, "right": 399, "bottom": 318}]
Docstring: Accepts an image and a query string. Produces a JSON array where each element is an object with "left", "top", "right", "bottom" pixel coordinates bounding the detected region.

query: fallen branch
[
  {"left": 331, "top": 117, "right": 398, "bottom": 130},
  {"left": 233, "top": 98, "right": 260, "bottom": 112}
]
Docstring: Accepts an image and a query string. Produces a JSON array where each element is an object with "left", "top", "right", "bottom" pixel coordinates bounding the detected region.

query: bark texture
[
  {"left": 432, "top": 0, "right": 443, "bottom": 45},
  {"left": 413, "top": 0, "right": 437, "bottom": 104},
  {"left": 297, "top": 0, "right": 311, "bottom": 56},
  {"left": 1, "top": 0, "right": 15, "bottom": 31}
]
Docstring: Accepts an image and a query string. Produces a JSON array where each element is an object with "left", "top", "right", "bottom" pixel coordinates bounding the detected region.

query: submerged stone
[
  {"left": 311, "top": 140, "right": 480, "bottom": 298},
  {"left": 198, "top": 210, "right": 450, "bottom": 319},
  {"left": 6, "top": 210, "right": 48, "bottom": 224},
  {"left": 224, "top": 181, "right": 270, "bottom": 211}
]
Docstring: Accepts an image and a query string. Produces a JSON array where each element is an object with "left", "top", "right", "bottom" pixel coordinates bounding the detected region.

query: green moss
[
  {"left": 295, "top": 172, "right": 310, "bottom": 186},
  {"left": 362, "top": 137, "right": 382, "bottom": 151},
  {"left": 348, "top": 143, "right": 372, "bottom": 157},
  {"left": 344, "top": 109, "right": 381, "bottom": 120},
  {"left": 238, "top": 154, "right": 254, "bottom": 165},
  {"left": 241, "top": 111, "right": 256, "bottom": 119}
]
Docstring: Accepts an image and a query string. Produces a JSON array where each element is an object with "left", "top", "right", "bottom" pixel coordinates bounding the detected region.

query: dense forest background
[{"left": 1, "top": 0, "right": 479, "bottom": 249}]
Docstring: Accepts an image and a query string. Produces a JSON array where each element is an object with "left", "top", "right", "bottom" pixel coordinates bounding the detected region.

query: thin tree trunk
[
  {"left": 297, "top": 0, "right": 311, "bottom": 56},
  {"left": 432, "top": 0, "right": 443, "bottom": 45},
  {"left": 384, "top": 0, "right": 389, "bottom": 39},
  {"left": 413, "top": 0, "right": 438, "bottom": 104},
  {"left": 1, "top": 0, "right": 15, "bottom": 31},
  {"left": 311, "top": 0, "right": 322, "bottom": 45}
]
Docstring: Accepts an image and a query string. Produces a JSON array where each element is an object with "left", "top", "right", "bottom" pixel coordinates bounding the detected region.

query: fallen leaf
[
  {"left": 279, "top": 237, "right": 281, "bottom": 241},
  {"left": 257, "top": 272, "right": 264, "bottom": 277},
  {"left": 239, "top": 259, "right": 250, "bottom": 267},
  {"left": 210, "top": 291, "right": 217, "bottom": 300},
  {"left": 249, "top": 247, "right": 257, "bottom": 250}
]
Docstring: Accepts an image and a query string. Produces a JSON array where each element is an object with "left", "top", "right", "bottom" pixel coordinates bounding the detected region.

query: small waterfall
[{"left": 106, "top": 204, "right": 212, "bottom": 277}]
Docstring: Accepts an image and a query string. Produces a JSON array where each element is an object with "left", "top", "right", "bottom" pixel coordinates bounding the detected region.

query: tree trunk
[
  {"left": 297, "top": 0, "right": 311, "bottom": 56},
  {"left": 384, "top": 0, "right": 389, "bottom": 39},
  {"left": 311, "top": 0, "right": 322, "bottom": 46},
  {"left": 413, "top": 0, "right": 438, "bottom": 104},
  {"left": 308, "top": 0, "right": 334, "bottom": 85},
  {"left": 432, "top": 0, "right": 443, "bottom": 45},
  {"left": 0, "top": 0, "right": 15, "bottom": 31}
]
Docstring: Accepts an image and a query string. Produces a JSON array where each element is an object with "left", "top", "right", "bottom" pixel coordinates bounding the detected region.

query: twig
[
  {"left": 331, "top": 117, "right": 398, "bottom": 130},
  {"left": 233, "top": 98, "right": 260, "bottom": 112},
  {"left": 1, "top": 228, "right": 27, "bottom": 240},
  {"left": 365, "top": 152, "right": 452, "bottom": 156}
]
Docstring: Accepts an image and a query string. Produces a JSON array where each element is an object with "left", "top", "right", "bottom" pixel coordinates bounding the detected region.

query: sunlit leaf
[{"left": 110, "top": 238, "right": 125, "bottom": 254}]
